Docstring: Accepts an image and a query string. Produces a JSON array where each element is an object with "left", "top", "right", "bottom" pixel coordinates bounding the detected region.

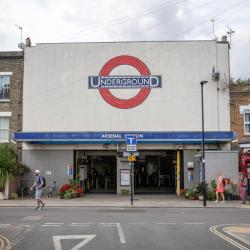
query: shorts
[{"left": 35, "top": 189, "right": 43, "bottom": 199}]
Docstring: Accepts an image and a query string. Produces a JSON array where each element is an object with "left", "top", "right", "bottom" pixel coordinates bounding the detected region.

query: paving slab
[{"left": 0, "top": 195, "right": 249, "bottom": 208}]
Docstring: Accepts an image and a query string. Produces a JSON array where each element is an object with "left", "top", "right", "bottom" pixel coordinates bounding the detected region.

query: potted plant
[
  {"left": 185, "top": 189, "right": 197, "bottom": 200},
  {"left": 211, "top": 179, "right": 217, "bottom": 192},
  {"left": 224, "top": 189, "right": 232, "bottom": 201},
  {"left": 120, "top": 189, "right": 129, "bottom": 195},
  {"left": 75, "top": 187, "right": 84, "bottom": 197},
  {"left": 59, "top": 184, "right": 70, "bottom": 199},
  {"left": 0, "top": 144, "right": 17, "bottom": 199}
]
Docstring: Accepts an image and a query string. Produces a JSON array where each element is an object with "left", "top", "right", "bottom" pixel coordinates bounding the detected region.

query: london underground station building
[{"left": 14, "top": 40, "right": 237, "bottom": 195}]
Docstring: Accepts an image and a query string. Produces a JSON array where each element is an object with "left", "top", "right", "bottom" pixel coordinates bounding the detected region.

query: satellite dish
[{"left": 18, "top": 42, "right": 25, "bottom": 49}]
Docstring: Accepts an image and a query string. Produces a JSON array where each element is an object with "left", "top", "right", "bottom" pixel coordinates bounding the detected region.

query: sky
[{"left": 0, "top": 0, "right": 249, "bottom": 79}]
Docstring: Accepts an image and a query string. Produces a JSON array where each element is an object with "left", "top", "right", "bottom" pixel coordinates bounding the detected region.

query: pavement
[{"left": 0, "top": 194, "right": 250, "bottom": 208}]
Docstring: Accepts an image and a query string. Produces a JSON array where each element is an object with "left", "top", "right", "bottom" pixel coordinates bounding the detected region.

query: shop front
[{"left": 14, "top": 131, "right": 234, "bottom": 195}]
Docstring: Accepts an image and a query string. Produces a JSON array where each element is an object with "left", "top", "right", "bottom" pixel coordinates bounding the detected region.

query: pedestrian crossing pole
[{"left": 130, "top": 161, "right": 134, "bottom": 205}]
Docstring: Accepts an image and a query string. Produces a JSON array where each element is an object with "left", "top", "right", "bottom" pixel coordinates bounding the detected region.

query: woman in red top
[{"left": 215, "top": 173, "right": 225, "bottom": 203}]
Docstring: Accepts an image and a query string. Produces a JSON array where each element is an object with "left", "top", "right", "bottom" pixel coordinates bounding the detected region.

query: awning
[{"left": 13, "top": 131, "right": 235, "bottom": 145}]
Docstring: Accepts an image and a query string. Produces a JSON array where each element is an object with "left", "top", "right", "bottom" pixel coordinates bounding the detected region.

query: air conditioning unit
[{"left": 212, "top": 66, "right": 220, "bottom": 81}]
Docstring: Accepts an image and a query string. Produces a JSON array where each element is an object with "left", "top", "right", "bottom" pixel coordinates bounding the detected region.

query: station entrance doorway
[
  {"left": 75, "top": 151, "right": 117, "bottom": 193},
  {"left": 134, "top": 151, "right": 178, "bottom": 194}
]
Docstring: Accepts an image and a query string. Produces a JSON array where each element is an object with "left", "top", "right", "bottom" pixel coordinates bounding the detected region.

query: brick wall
[
  {"left": 230, "top": 84, "right": 250, "bottom": 143},
  {"left": 0, "top": 51, "right": 23, "bottom": 159}
]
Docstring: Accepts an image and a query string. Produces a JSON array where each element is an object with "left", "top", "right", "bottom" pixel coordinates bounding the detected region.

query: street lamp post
[{"left": 200, "top": 80, "right": 208, "bottom": 207}]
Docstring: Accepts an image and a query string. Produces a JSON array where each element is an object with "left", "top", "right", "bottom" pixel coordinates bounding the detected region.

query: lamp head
[{"left": 200, "top": 81, "right": 208, "bottom": 85}]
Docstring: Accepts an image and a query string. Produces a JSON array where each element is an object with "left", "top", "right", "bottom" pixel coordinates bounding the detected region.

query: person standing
[
  {"left": 30, "top": 170, "right": 45, "bottom": 210},
  {"left": 215, "top": 173, "right": 225, "bottom": 203},
  {"left": 240, "top": 172, "right": 248, "bottom": 204}
]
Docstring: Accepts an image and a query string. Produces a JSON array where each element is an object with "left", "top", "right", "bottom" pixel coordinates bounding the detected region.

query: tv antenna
[
  {"left": 227, "top": 25, "right": 235, "bottom": 49},
  {"left": 15, "top": 24, "right": 25, "bottom": 50},
  {"left": 211, "top": 19, "right": 217, "bottom": 40}
]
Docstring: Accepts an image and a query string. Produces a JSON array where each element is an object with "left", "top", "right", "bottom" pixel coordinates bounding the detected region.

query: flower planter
[
  {"left": 189, "top": 196, "right": 196, "bottom": 200},
  {"left": 120, "top": 189, "right": 129, "bottom": 195}
]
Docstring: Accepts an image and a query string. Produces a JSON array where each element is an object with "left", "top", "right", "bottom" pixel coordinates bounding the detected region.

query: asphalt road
[{"left": 0, "top": 207, "right": 250, "bottom": 250}]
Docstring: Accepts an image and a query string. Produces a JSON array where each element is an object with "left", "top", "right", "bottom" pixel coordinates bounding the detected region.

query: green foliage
[
  {"left": 16, "top": 163, "right": 30, "bottom": 176},
  {"left": 69, "top": 179, "right": 80, "bottom": 187},
  {"left": 230, "top": 78, "right": 250, "bottom": 85},
  {"left": 120, "top": 189, "right": 129, "bottom": 195},
  {"left": 210, "top": 179, "right": 217, "bottom": 190},
  {"left": 207, "top": 191, "right": 216, "bottom": 201},
  {"left": 184, "top": 189, "right": 198, "bottom": 200},
  {"left": 0, "top": 144, "right": 17, "bottom": 190}
]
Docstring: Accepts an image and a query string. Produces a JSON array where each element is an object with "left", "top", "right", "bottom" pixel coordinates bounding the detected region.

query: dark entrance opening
[
  {"left": 75, "top": 151, "right": 117, "bottom": 193},
  {"left": 134, "top": 151, "right": 177, "bottom": 194}
]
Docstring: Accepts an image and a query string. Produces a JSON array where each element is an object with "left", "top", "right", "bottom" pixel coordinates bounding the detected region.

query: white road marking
[
  {"left": 45, "top": 223, "right": 64, "bottom": 225},
  {"left": 0, "top": 224, "right": 10, "bottom": 228},
  {"left": 53, "top": 235, "right": 96, "bottom": 250},
  {"left": 128, "top": 222, "right": 147, "bottom": 225},
  {"left": 41, "top": 223, "right": 64, "bottom": 227},
  {"left": 210, "top": 225, "right": 250, "bottom": 250},
  {"left": 41, "top": 225, "right": 62, "bottom": 227},
  {"left": 69, "top": 224, "right": 90, "bottom": 227},
  {"left": 21, "top": 216, "right": 42, "bottom": 221},
  {"left": 223, "top": 227, "right": 250, "bottom": 246},
  {"left": 99, "top": 223, "right": 126, "bottom": 244},
  {"left": 184, "top": 222, "right": 205, "bottom": 225},
  {"left": 3, "top": 224, "right": 32, "bottom": 250},
  {"left": 156, "top": 223, "right": 177, "bottom": 225},
  {"left": 71, "top": 222, "right": 92, "bottom": 226}
]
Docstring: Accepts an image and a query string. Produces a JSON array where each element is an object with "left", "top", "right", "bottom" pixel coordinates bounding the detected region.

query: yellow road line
[
  {"left": 0, "top": 235, "right": 10, "bottom": 250},
  {"left": 210, "top": 225, "right": 250, "bottom": 250}
]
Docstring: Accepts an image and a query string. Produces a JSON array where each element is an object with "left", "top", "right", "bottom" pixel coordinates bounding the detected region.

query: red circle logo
[{"left": 99, "top": 55, "right": 151, "bottom": 109}]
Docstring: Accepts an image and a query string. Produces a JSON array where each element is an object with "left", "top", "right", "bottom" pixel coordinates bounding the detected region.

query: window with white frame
[
  {"left": 0, "top": 75, "right": 10, "bottom": 100},
  {"left": 0, "top": 117, "right": 9, "bottom": 142},
  {"left": 244, "top": 112, "right": 250, "bottom": 134}
]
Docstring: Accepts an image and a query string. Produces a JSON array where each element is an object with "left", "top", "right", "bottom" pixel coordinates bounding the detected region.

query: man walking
[{"left": 30, "top": 170, "right": 46, "bottom": 210}]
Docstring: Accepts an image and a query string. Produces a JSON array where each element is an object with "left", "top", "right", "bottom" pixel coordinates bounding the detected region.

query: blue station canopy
[{"left": 13, "top": 131, "right": 235, "bottom": 145}]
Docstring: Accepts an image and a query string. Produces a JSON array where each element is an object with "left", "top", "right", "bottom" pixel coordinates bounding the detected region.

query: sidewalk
[{"left": 0, "top": 195, "right": 250, "bottom": 208}]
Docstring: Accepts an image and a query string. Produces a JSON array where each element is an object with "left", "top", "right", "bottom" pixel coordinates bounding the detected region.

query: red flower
[
  {"left": 60, "top": 184, "right": 70, "bottom": 193},
  {"left": 75, "top": 187, "right": 83, "bottom": 194}
]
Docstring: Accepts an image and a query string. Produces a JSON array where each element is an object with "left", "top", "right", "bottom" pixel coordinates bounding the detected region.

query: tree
[
  {"left": 230, "top": 78, "right": 250, "bottom": 85},
  {"left": 0, "top": 144, "right": 17, "bottom": 191}
]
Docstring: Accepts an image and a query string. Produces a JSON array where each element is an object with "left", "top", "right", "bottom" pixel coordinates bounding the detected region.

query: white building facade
[{"left": 14, "top": 40, "right": 236, "bottom": 194}]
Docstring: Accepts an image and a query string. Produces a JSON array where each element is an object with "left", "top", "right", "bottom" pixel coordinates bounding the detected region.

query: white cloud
[{"left": 0, "top": 0, "right": 249, "bottom": 78}]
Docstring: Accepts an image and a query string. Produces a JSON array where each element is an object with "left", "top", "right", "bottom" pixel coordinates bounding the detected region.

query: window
[
  {"left": 0, "top": 117, "right": 9, "bottom": 142},
  {"left": 0, "top": 75, "right": 10, "bottom": 100},
  {"left": 244, "top": 112, "right": 250, "bottom": 134}
]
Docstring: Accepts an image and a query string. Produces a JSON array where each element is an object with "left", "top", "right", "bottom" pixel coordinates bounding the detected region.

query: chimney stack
[
  {"left": 221, "top": 36, "right": 227, "bottom": 42},
  {"left": 25, "top": 37, "right": 31, "bottom": 47}
]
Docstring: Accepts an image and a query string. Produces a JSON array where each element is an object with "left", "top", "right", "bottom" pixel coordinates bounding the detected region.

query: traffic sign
[
  {"left": 126, "top": 136, "right": 137, "bottom": 145},
  {"left": 123, "top": 151, "right": 139, "bottom": 157},
  {"left": 128, "top": 155, "right": 136, "bottom": 162},
  {"left": 126, "top": 136, "right": 137, "bottom": 152},
  {"left": 127, "top": 145, "right": 137, "bottom": 152}
]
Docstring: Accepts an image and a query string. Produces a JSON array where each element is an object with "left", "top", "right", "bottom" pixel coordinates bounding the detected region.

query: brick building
[
  {"left": 230, "top": 84, "right": 250, "bottom": 147},
  {"left": 0, "top": 51, "right": 23, "bottom": 158}
]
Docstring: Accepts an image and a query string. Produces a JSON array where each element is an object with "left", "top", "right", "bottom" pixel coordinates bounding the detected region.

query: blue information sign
[{"left": 126, "top": 137, "right": 137, "bottom": 145}]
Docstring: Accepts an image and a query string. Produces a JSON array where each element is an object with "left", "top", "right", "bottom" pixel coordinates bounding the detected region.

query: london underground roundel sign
[{"left": 88, "top": 55, "right": 162, "bottom": 109}]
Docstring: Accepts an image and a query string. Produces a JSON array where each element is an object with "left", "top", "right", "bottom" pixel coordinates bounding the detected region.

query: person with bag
[
  {"left": 240, "top": 172, "right": 248, "bottom": 204},
  {"left": 30, "top": 170, "right": 46, "bottom": 210}
]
